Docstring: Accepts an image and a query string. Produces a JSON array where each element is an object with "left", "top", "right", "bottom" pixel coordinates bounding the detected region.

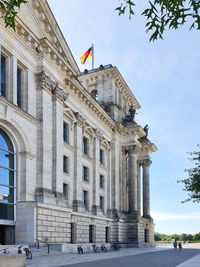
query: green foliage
[
  {"left": 0, "top": 0, "right": 27, "bottom": 30},
  {"left": 116, "top": 0, "right": 200, "bottom": 41},
  {"left": 178, "top": 145, "right": 200, "bottom": 203},
  {"left": 155, "top": 232, "right": 200, "bottom": 242}
]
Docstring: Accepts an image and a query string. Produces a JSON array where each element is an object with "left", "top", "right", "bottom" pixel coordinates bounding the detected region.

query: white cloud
[{"left": 152, "top": 212, "right": 200, "bottom": 222}]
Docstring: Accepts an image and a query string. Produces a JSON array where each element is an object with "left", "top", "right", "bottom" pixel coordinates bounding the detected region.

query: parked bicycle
[
  {"left": 100, "top": 243, "right": 107, "bottom": 252},
  {"left": 0, "top": 248, "right": 9, "bottom": 254},
  {"left": 110, "top": 243, "right": 120, "bottom": 251},
  {"left": 77, "top": 244, "right": 84, "bottom": 254},
  {"left": 92, "top": 243, "right": 100, "bottom": 253},
  {"left": 18, "top": 246, "right": 32, "bottom": 259}
]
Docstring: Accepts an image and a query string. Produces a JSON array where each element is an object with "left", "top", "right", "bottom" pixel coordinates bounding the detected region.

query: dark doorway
[
  {"left": 70, "top": 223, "right": 76, "bottom": 243},
  {"left": 105, "top": 227, "right": 110, "bottom": 243},
  {"left": 89, "top": 225, "right": 95, "bottom": 243},
  {"left": 144, "top": 229, "right": 149, "bottom": 243},
  {"left": 0, "top": 225, "right": 15, "bottom": 245}
]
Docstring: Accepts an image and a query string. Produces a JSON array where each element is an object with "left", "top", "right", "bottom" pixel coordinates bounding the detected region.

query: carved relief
[
  {"left": 75, "top": 112, "right": 86, "bottom": 127},
  {"left": 141, "top": 159, "right": 152, "bottom": 167},
  {"left": 126, "top": 145, "right": 138, "bottom": 154},
  {"left": 36, "top": 71, "right": 68, "bottom": 103}
]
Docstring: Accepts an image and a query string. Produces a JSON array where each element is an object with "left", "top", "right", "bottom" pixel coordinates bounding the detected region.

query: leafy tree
[
  {"left": 0, "top": 0, "right": 27, "bottom": 30},
  {"left": 178, "top": 145, "right": 200, "bottom": 203},
  {"left": 116, "top": 0, "right": 200, "bottom": 41},
  {"left": 193, "top": 233, "right": 200, "bottom": 241}
]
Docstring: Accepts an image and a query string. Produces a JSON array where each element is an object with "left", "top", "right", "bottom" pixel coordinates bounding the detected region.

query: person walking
[
  {"left": 173, "top": 240, "right": 177, "bottom": 250},
  {"left": 178, "top": 242, "right": 182, "bottom": 251}
]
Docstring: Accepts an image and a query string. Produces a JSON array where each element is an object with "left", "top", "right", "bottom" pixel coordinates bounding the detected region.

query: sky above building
[{"left": 47, "top": 0, "right": 200, "bottom": 235}]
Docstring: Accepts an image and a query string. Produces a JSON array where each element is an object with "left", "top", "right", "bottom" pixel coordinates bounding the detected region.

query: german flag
[{"left": 80, "top": 47, "right": 93, "bottom": 64}]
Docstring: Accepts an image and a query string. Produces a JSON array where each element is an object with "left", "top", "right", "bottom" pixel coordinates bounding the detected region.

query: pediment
[{"left": 16, "top": 0, "right": 79, "bottom": 74}]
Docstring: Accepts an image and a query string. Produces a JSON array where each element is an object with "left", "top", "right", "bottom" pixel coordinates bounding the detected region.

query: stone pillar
[
  {"left": 72, "top": 113, "right": 85, "bottom": 211},
  {"left": 9, "top": 56, "right": 17, "bottom": 104},
  {"left": 127, "top": 145, "right": 138, "bottom": 214},
  {"left": 121, "top": 148, "right": 127, "bottom": 211},
  {"left": 52, "top": 92, "right": 65, "bottom": 195},
  {"left": 137, "top": 161, "right": 141, "bottom": 216},
  {"left": 92, "top": 131, "right": 101, "bottom": 215},
  {"left": 142, "top": 159, "right": 152, "bottom": 218}
]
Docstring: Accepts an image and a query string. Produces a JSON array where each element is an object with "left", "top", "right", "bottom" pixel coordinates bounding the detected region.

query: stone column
[
  {"left": 137, "top": 161, "right": 141, "bottom": 216},
  {"left": 142, "top": 159, "right": 152, "bottom": 218},
  {"left": 121, "top": 148, "right": 127, "bottom": 211},
  {"left": 127, "top": 145, "right": 138, "bottom": 213}
]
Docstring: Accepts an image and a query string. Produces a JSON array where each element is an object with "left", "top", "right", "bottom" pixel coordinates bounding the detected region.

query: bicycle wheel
[{"left": 26, "top": 250, "right": 32, "bottom": 259}]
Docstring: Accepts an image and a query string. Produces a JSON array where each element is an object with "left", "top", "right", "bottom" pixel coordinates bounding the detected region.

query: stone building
[{"left": 0, "top": 0, "right": 157, "bottom": 246}]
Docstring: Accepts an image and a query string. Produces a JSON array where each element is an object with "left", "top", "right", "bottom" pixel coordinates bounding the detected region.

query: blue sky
[{"left": 47, "top": 0, "right": 200, "bottom": 235}]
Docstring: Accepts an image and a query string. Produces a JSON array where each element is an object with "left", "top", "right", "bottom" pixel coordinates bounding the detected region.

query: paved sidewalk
[
  {"left": 26, "top": 247, "right": 167, "bottom": 267},
  {"left": 176, "top": 253, "right": 200, "bottom": 267},
  {"left": 26, "top": 245, "right": 200, "bottom": 267}
]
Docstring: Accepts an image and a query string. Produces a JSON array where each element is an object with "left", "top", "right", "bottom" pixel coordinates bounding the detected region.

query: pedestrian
[
  {"left": 173, "top": 240, "right": 177, "bottom": 250},
  {"left": 178, "top": 242, "right": 182, "bottom": 251}
]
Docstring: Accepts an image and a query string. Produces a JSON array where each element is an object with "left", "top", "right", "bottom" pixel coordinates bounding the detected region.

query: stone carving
[
  {"left": 95, "top": 129, "right": 103, "bottom": 140},
  {"left": 36, "top": 71, "right": 68, "bottom": 103},
  {"left": 123, "top": 105, "right": 137, "bottom": 123},
  {"left": 141, "top": 159, "right": 152, "bottom": 167},
  {"left": 75, "top": 112, "right": 86, "bottom": 126},
  {"left": 143, "top": 125, "right": 149, "bottom": 138},
  {"left": 126, "top": 145, "right": 138, "bottom": 154},
  {"left": 52, "top": 84, "right": 69, "bottom": 103}
]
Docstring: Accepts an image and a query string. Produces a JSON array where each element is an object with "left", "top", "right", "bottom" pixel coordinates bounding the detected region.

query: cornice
[
  {"left": 66, "top": 78, "right": 115, "bottom": 131},
  {"left": 138, "top": 139, "right": 158, "bottom": 154}
]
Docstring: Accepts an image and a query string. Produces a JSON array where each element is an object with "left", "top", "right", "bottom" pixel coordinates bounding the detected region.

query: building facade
[{"left": 0, "top": 0, "right": 157, "bottom": 246}]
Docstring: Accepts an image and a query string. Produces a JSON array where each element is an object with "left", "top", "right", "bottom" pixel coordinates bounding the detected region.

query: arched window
[{"left": 0, "top": 129, "right": 15, "bottom": 220}]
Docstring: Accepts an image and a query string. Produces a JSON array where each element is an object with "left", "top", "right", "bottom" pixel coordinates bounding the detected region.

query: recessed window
[
  {"left": 17, "top": 68, "right": 22, "bottom": 108},
  {"left": 83, "top": 137, "right": 89, "bottom": 155},
  {"left": 63, "top": 156, "right": 68, "bottom": 173},
  {"left": 0, "top": 128, "right": 15, "bottom": 221},
  {"left": 83, "top": 190, "right": 88, "bottom": 210},
  {"left": 100, "top": 149, "right": 104, "bottom": 165},
  {"left": 83, "top": 166, "right": 89, "bottom": 182},
  {"left": 63, "top": 183, "right": 68, "bottom": 199},
  {"left": 1, "top": 55, "right": 6, "bottom": 98},
  {"left": 100, "top": 196, "right": 104, "bottom": 210},
  {"left": 63, "top": 122, "right": 69, "bottom": 143},
  {"left": 100, "top": 175, "right": 104, "bottom": 188}
]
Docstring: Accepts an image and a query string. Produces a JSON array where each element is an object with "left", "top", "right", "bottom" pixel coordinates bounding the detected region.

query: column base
[{"left": 72, "top": 200, "right": 84, "bottom": 212}]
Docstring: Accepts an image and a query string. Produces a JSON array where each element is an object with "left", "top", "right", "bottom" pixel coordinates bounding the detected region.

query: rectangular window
[
  {"left": 1, "top": 55, "right": 6, "bottom": 97},
  {"left": 17, "top": 68, "right": 22, "bottom": 108},
  {"left": 100, "top": 149, "right": 104, "bottom": 164},
  {"left": 63, "top": 122, "right": 69, "bottom": 143},
  {"left": 83, "top": 166, "right": 88, "bottom": 182},
  {"left": 100, "top": 175, "right": 104, "bottom": 188},
  {"left": 83, "top": 190, "right": 88, "bottom": 210},
  {"left": 83, "top": 137, "right": 88, "bottom": 155},
  {"left": 63, "top": 156, "right": 68, "bottom": 173},
  {"left": 100, "top": 196, "right": 104, "bottom": 210},
  {"left": 63, "top": 183, "right": 68, "bottom": 198}
]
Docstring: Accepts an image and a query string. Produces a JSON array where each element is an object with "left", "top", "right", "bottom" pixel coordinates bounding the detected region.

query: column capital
[
  {"left": 126, "top": 145, "right": 138, "bottom": 155},
  {"left": 141, "top": 159, "right": 152, "bottom": 167}
]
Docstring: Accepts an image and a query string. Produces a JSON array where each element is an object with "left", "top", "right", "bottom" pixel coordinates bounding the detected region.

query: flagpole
[{"left": 92, "top": 44, "right": 94, "bottom": 69}]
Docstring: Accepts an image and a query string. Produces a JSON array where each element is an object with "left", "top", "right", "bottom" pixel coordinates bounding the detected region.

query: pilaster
[{"left": 72, "top": 113, "right": 86, "bottom": 211}]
